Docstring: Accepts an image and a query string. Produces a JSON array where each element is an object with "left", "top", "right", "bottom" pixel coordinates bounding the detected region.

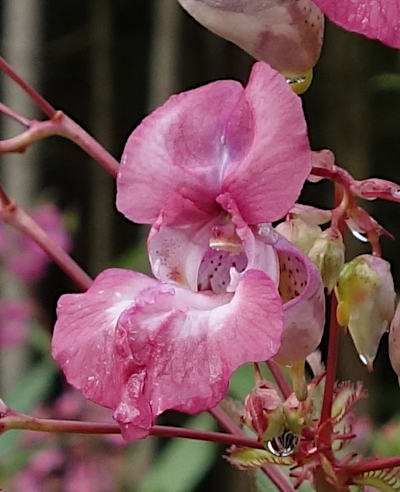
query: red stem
[
  {"left": 0, "top": 183, "right": 92, "bottom": 291},
  {"left": 0, "top": 101, "right": 30, "bottom": 127},
  {"left": 343, "top": 456, "right": 400, "bottom": 474},
  {"left": 266, "top": 360, "right": 292, "bottom": 399},
  {"left": 0, "top": 413, "right": 264, "bottom": 449},
  {"left": 209, "top": 406, "right": 296, "bottom": 492},
  {"left": 0, "top": 55, "right": 56, "bottom": 119}
]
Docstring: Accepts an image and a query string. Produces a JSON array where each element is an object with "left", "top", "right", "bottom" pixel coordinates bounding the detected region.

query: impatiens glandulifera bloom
[
  {"left": 177, "top": 0, "right": 324, "bottom": 82},
  {"left": 53, "top": 62, "right": 325, "bottom": 440},
  {"left": 0, "top": 204, "right": 72, "bottom": 283},
  {"left": 336, "top": 254, "right": 395, "bottom": 370}
]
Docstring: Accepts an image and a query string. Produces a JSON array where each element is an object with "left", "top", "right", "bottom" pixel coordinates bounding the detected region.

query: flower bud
[
  {"left": 389, "top": 302, "right": 400, "bottom": 385},
  {"left": 308, "top": 229, "right": 345, "bottom": 293},
  {"left": 276, "top": 218, "right": 321, "bottom": 254},
  {"left": 336, "top": 255, "right": 395, "bottom": 370}
]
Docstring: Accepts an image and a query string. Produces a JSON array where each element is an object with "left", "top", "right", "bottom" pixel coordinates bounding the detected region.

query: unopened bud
[
  {"left": 336, "top": 255, "right": 395, "bottom": 370},
  {"left": 308, "top": 229, "right": 345, "bottom": 293},
  {"left": 276, "top": 218, "right": 321, "bottom": 254}
]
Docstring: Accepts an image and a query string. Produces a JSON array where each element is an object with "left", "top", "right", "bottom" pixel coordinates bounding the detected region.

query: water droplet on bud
[{"left": 267, "top": 431, "right": 299, "bottom": 457}]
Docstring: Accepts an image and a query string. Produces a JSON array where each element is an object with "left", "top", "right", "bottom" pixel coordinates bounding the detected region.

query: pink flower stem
[
  {"left": 0, "top": 55, "right": 56, "bottom": 119},
  {"left": 318, "top": 182, "right": 344, "bottom": 452},
  {"left": 0, "top": 101, "right": 30, "bottom": 127},
  {"left": 209, "top": 406, "right": 296, "bottom": 492},
  {"left": 266, "top": 360, "right": 292, "bottom": 399},
  {"left": 342, "top": 456, "right": 400, "bottom": 474},
  {"left": 0, "top": 412, "right": 264, "bottom": 449},
  {"left": 0, "top": 182, "right": 92, "bottom": 291},
  {"left": 0, "top": 112, "right": 119, "bottom": 178}
]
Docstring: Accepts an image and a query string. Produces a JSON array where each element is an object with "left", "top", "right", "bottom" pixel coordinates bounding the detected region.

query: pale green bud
[
  {"left": 308, "top": 230, "right": 345, "bottom": 293},
  {"left": 276, "top": 218, "right": 321, "bottom": 254},
  {"left": 336, "top": 255, "right": 395, "bottom": 370}
]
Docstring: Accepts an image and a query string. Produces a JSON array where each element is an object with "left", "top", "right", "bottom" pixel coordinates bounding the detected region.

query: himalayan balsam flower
[
  {"left": 52, "top": 62, "right": 325, "bottom": 440},
  {"left": 0, "top": 299, "right": 32, "bottom": 347},
  {"left": 177, "top": 0, "right": 400, "bottom": 79}
]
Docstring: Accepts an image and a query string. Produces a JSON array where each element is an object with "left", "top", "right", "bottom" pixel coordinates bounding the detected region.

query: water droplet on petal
[{"left": 391, "top": 187, "right": 400, "bottom": 199}]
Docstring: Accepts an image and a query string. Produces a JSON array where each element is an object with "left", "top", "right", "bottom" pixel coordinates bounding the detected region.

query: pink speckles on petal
[
  {"left": 312, "top": 0, "right": 400, "bottom": 48},
  {"left": 278, "top": 251, "right": 307, "bottom": 302}
]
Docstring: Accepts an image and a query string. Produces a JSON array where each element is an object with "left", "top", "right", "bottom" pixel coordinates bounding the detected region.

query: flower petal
[
  {"left": 117, "top": 79, "right": 244, "bottom": 224},
  {"left": 52, "top": 269, "right": 158, "bottom": 409},
  {"left": 117, "top": 62, "right": 310, "bottom": 227},
  {"left": 52, "top": 268, "right": 282, "bottom": 440},
  {"left": 178, "top": 0, "right": 324, "bottom": 75},
  {"left": 221, "top": 62, "right": 311, "bottom": 224},
  {"left": 311, "top": 0, "right": 400, "bottom": 48},
  {"left": 258, "top": 226, "right": 325, "bottom": 365}
]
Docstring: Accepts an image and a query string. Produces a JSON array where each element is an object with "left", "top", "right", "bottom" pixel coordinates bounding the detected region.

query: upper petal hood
[
  {"left": 52, "top": 268, "right": 283, "bottom": 440},
  {"left": 117, "top": 62, "right": 311, "bottom": 227},
  {"left": 311, "top": 0, "right": 400, "bottom": 48},
  {"left": 177, "top": 0, "right": 324, "bottom": 75}
]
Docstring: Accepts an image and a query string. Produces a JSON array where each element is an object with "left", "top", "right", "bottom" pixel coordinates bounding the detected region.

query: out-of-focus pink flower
[
  {"left": 178, "top": 0, "right": 324, "bottom": 76},
  {"left": 12, "top": 448, "right": 64, "bottom": 492},
  {"left": 0, "top": 299, "right": 32, "bottom": 347},
  {"left": 53, "top": 62, "right": 324, "bottom": 441},
  {"left": 65, "top": 459, "right": 115, "bottom": 492},
  {"left": 0, "top": 204, "right": 72, "bottom": 283}
]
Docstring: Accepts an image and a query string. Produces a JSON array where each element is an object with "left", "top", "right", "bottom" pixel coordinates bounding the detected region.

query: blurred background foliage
[{"left": 0, "top": 0, "right": 399, "bottom": 490}]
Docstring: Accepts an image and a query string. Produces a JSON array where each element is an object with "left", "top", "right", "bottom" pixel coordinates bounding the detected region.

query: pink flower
[
  {"left": 178, "top": 0, "right": 324, "bottom": 75},
  {"left": 52, "top": 62, "right": 324, "bottom": 440},
  {"left": 177, "top": 0, "right": 400, "bottom": 77},
  {"left": 0, "top": 299, "right": 32, "bottom": 347},
  {"left": 0, "top": 204, "right": 72, "bottom": 283}
]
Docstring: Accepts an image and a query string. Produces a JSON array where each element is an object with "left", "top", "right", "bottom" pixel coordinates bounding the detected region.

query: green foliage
[
  {"left": 353, "top": 469, "right": 400, "bottom": 492},
  {"left": 136, "top": 413, "right": 218, "bottom": 492}
]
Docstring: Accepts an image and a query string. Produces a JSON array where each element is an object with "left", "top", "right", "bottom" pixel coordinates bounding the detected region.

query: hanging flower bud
[
  {"left": 389, "top": 302, "right": 400, "bottom": 385},
  {"left": 276, "top": 218, "right": 322, "bottom": 254},
  {"left": 336, "top": 255, "right": 395, "bottom": 370},
  {"left": 308, "top": 228, "right": 345, "bottom": 293},
  {"left": 177, "top": 0, "right": 324, "bottom": 80}
]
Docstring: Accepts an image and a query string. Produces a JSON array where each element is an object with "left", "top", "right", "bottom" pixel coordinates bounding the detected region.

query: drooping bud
[
  {"left": 308, "top": 228, "right": 345, "bottom": 293},
  {"left": 276, "top": 218, "right": 321, "bottom": 254},
  {"left": 243, "top": 380, "right": 283, "bottom": 440},
  {"left": 389, "top": 302, "right": 400, "bottom": 385},
  {"left": 177, "top": 0, "right": 324, "bottom": 78},
  {"left": 336, "top": 255, "right": 395, "bottom": 370}
]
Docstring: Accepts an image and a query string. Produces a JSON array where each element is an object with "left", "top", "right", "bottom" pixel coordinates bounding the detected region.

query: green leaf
[
  {"left": 227, "top": 447, "right": 294, "bottom": 470},
  {"left": 353, "top": 469, "right": 400, "bottom": 492},
  {"left": 113, "top": 237, "right": 150, "bottom": 273},
  {"left": 137, "top": 413, "right": 218, "bottom": 492},
  {"left": 370, "top": 73, "right": 400, "bottom": 92}
]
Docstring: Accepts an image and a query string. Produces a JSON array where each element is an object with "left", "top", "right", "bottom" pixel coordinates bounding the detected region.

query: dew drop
[
  {"left": 359, "top": 354, "right": 368, "bottom": 366},
  {"left": 349, "top": 228, "right": 368, "bottom": 243},
  {"left": 267, "top": 431, "right": 299, "bottom": 457},
  {"left": 391, "top": 187, "right": 400, "bottom": 199}
]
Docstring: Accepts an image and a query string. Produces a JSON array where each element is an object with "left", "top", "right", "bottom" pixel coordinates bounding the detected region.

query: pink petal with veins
[
  {"left": 117, "top": 62, "right": 311, "bottom": 227},
  {"left": 311, "top": 0, "right": 400, "bottom": 48},
  {"left": 52, "top": 268, "right": 282, "bottom": 440}
]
